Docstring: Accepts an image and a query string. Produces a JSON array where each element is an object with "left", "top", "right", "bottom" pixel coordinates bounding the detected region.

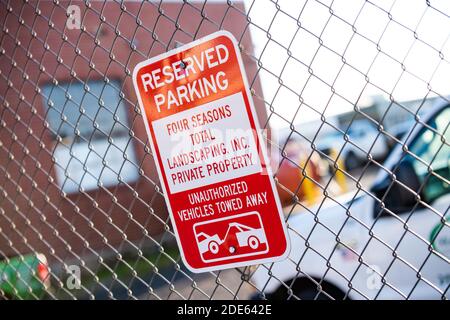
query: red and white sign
[{"left": 132, "top": 31, "right": 290, "bottom": 272}]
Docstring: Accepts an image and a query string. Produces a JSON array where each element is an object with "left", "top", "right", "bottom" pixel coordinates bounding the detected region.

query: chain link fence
[{"left": 0, "top": 0, "right": 449, "bottom": 300}]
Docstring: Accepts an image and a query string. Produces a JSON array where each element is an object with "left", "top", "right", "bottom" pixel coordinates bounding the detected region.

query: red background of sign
[{"left": 134, "top": 34, "right": 288, "bottom": 270}]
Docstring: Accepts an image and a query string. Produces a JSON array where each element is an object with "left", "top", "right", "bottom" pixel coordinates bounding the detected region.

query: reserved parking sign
[{"left": 133, "top": 31, "right": 290, "bottom": 272}]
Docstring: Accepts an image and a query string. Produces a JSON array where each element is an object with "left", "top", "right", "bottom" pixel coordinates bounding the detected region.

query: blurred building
[{"left": 0, "top": 1, "right": 267, "bottom": 261}]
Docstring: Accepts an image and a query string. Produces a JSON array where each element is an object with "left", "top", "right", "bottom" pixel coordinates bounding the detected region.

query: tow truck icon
[{"left": 194, "top": 212, "right": 268, "bottom": 262}]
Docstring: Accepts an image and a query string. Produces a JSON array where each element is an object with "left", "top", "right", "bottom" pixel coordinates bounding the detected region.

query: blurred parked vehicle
[
  {"left": 317, "top": 119, "right": 388, "bottom": 170},
  {"left": 0, "top": 253, "right": 50, "bottom": 299},
  {"left": 273, "top": 140, "right": 325, "bottom": 207},
  {"left": 385, "top": 120, "right": 416, "bottom": 150},
  {"left": 252, "top": 103, "right": 450, "bottom": 299}
]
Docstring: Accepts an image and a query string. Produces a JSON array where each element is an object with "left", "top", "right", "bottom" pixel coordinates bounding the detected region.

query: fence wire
[{"left": 0, "top": 0, "right": 449, "bottom": 300}]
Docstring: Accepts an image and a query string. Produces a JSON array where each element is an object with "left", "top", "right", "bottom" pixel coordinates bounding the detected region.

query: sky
[{"left": 243, "top": 0, "right": 450, "bottom": 128}]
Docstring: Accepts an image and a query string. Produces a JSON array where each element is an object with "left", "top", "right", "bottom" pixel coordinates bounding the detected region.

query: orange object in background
[{"left": 273, "top": 140, "right": 322, "bottom": 207}]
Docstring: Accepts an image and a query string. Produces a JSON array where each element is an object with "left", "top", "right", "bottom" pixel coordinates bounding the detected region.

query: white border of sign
[{"left": 132, "top": 30, "right": 290, "bottom": 273}]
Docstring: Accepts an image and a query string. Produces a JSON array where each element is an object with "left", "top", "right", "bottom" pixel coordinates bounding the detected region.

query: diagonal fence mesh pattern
[{"left": 0, "top": 0, "right": 449, "bottom": 300}]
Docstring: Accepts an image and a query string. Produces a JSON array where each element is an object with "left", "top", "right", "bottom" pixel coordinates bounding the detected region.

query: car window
[
  {"left": 347, "top": 128, "right": 356, "bottom": 137},
  {"left": 348, "top": 121, "right": 375, "bottom": 138},
  {"left": 408, "top": 107, "right": 450, "bottom": 203}
]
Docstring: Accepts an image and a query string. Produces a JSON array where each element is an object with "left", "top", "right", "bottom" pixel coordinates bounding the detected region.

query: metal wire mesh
[{"left": 0, "top": 0, "right": 449, "bottom": 300}]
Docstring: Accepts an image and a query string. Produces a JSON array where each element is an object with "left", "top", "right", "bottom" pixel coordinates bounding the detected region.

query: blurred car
[
  {"left": 251, "top": 103, "right": 450, "bottom": 299},
  {"left": 273, "top": 140, "right": 324, "bottom": 207},
  {"left": 0, "top": 253, "right": 50, "bottom": 299},
  {"left": 385, "top": 120, "right": 416, "bottom": 150},
  {"left": 317, "top": 119, "right": 388, "bottom": 170}
]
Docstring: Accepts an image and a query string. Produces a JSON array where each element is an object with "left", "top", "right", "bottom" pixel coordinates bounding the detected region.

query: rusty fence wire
[{"left": 0, "top": 0, "right": 449, "bottom": 300}]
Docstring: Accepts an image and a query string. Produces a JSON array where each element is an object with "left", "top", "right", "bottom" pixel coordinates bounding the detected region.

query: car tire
[
  {"left": 248, "top": 236, "right": 260, "bottom": 250},
  {"left": 269, "top": 287, "right": 331, "bottom": 300},
  {"left": 269, "top": 278, "right": 346, "bottom": 300}
]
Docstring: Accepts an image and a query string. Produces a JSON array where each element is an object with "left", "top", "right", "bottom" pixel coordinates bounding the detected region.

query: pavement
[{"left": 141, "top": 268, "right": 256, "bottom": 300}]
